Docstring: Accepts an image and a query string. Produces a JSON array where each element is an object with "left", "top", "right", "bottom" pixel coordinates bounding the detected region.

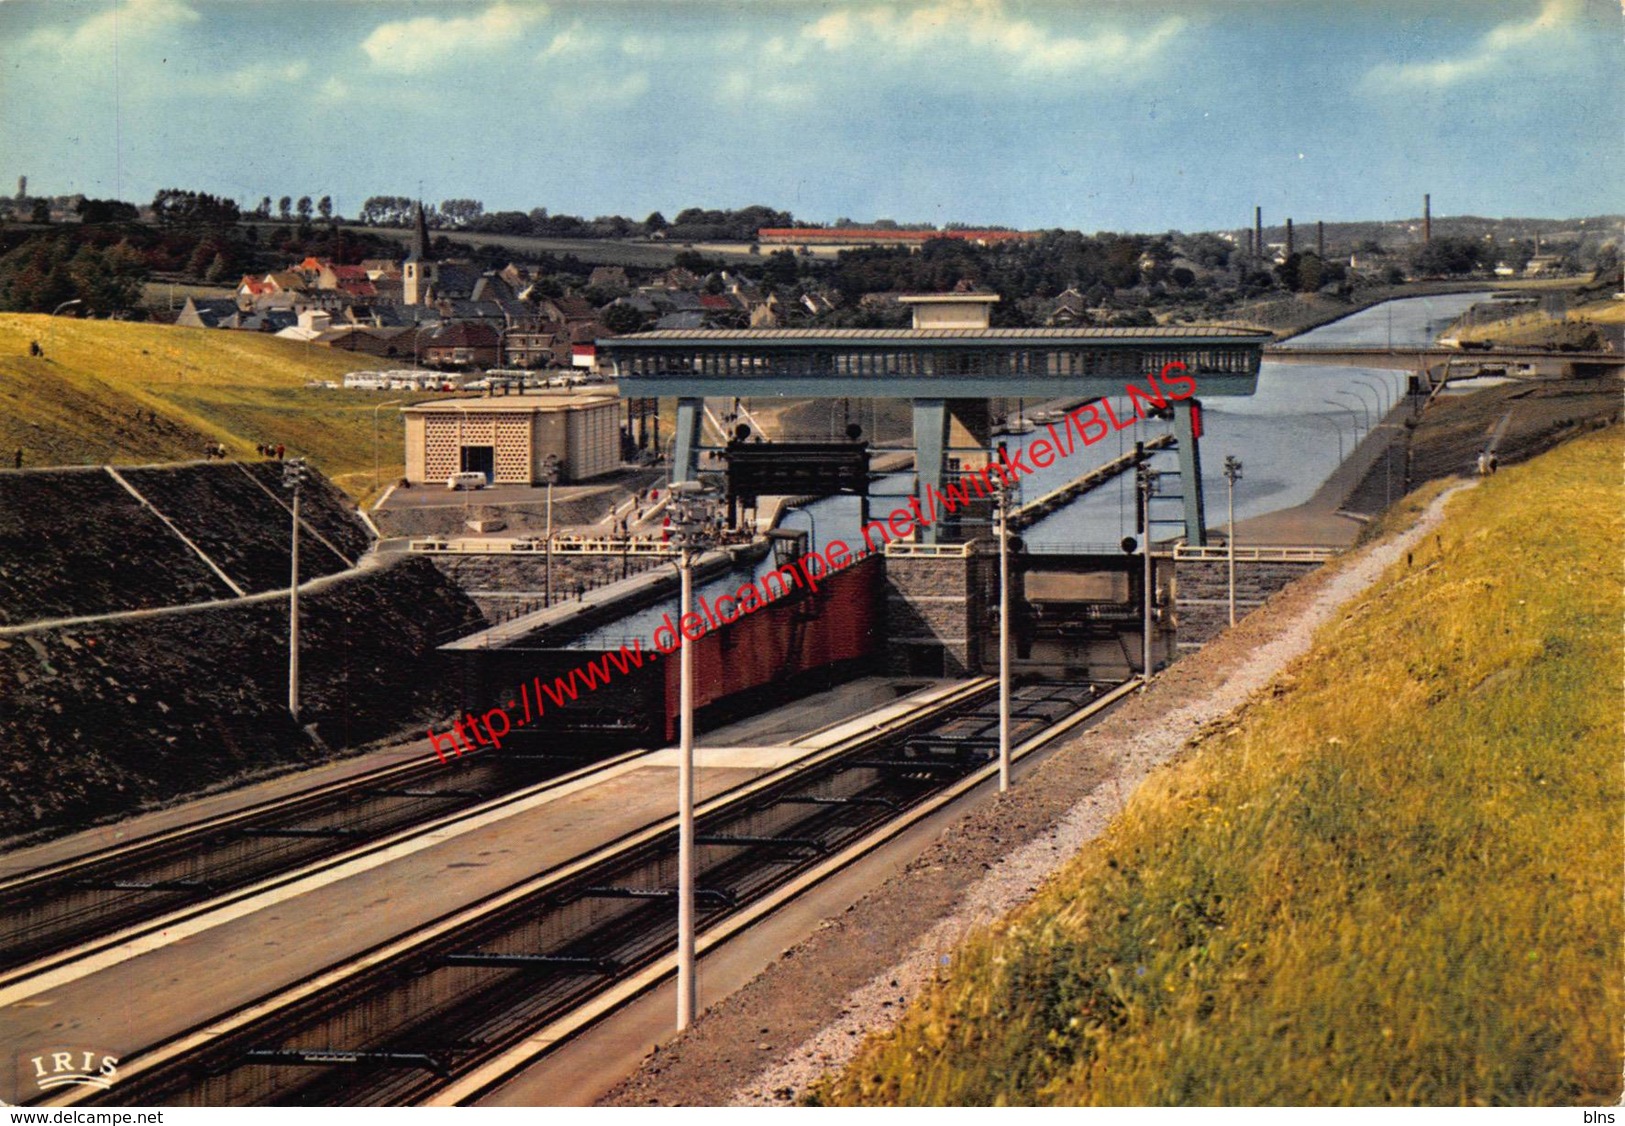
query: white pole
[
  {"left": 544, "top": 478, "right": 554, "bottom": 607},
  {"left": 288, "top": 486, "right": 300, "bottom": 721},
  {"left": 997, "top": 480, "right": 1011, "bottom": 793},
  {"left": 676, "top": 548, "right": 697, "bottom": 1030},
  {"left": 1227, "top": 474, "right": 1237, "bottom": 628},
  {"left": 1141, "top": 469, "right": 1154, "bottom": 689}
]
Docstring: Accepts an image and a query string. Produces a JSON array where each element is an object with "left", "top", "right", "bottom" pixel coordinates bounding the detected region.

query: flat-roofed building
[{"left": 402, "top": 393, "right": 620, "bottom": 486}]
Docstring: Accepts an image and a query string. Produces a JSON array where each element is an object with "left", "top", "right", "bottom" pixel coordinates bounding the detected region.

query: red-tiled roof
[{"left": 757, "top": 227, "right": 1038, "bottom": 243}]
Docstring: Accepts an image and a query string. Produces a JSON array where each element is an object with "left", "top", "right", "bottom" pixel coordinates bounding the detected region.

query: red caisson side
[{"left": 658, "top": 555, "right": 883, "bottom": 742}]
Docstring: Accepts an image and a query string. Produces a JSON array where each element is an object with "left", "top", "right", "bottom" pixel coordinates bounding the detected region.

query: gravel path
[{"left": 604, "top": 481, "right": 1474, "bottom": 1107}]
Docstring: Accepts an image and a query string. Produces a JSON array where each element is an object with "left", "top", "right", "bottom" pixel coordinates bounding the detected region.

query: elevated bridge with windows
[{"left": 600, "top": 323, "right": 1272, "bottom": 545}]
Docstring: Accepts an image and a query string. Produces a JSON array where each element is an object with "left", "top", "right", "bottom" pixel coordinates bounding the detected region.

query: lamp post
[
  {"left": 1222, "top": 456, "right": 1244, "bottom": 627},
  {"left": 1354, "top": 376, "right": 1391, "bottom": 415},
  {"left": 1137, "top": 462, "right": 1161, "bottom": 689},
  {"left": 372, "top": 398, "right": 404, "bottom": 492},
  {"left": 1331, "top": 390, "right": 1369, "bottom": 433},
  {"left": 1321, "top": 400, "right": 1360, "bottom": 450},
  {"left": 1345, "top": 381, "right": 1381, "bottom": 426},
  {"left": 669, "top": 478, "right": 718, "bottom": 1032},
  {"left": 995, "top": 451, "right": 1014, "bottom": 793},
  {"left": 283, "top": 458, "right": 308, "bottom": 721},
  {"left": 540, "top": 454, "right": 560, "bottom": 606},
  {"left": 1307, "top": 413, "right": 1345, "bottom": 462}
]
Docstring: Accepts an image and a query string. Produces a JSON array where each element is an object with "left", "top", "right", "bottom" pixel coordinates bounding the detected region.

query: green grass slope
[
  {"left": 819, "top": 425, "right": 1623, "bottom": 1106},
  {"left": 0, "top": 314, "right": 405, "bottom": 498}
]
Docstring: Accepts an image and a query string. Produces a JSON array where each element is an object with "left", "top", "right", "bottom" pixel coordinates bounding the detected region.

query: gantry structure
[{"left": 600, "top": 321, "right": 1271, "bottom": 545}]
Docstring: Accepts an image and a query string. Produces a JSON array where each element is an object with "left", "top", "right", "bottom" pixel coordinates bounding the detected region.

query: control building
[{"left": 401, "top": 393, "right": 620, "bottom": 485}]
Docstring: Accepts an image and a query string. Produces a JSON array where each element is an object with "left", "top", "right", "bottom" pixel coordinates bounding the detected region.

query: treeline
[
  {"left": 355, "top": 198, "right": 794, "bottom": 243},
  {"left": 0, "top": 189, "right": 403, "bottom": 314}
]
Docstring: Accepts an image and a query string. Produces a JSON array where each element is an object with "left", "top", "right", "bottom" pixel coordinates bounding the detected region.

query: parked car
[{"left": 446, "top": 472, "right": 487, "bottom": 491}]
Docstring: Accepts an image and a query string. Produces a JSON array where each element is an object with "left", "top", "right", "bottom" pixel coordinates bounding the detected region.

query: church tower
[{"left": 403, "top": 201, "right": 438, "bottom": 305}]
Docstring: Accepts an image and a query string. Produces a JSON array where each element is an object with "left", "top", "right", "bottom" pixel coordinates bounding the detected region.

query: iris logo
[{"left": 24, "top": 1048, "right": 120, "bottom": 1093}]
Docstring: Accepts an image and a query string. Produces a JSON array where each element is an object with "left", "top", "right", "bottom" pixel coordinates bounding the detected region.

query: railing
[
  {"left": 885, "top": 541, "right": 975, "bottom": 558},
  {"left": 409, "top": 537, "right": 679, "bottom": 557},
  {"left": 1173, "top": 544, "right": 1337, "bottom": 563}
]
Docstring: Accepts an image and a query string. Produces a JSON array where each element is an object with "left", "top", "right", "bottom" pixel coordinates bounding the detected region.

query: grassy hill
[
  {"left": 0, "top": 314, "right": 409, "bottom": 499},
  {"left": 817, "top": 425, "right": 1623, "bottom": 1106}
]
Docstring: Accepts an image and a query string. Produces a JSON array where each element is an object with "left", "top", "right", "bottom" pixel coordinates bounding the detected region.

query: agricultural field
[
  {"left": 0, "top": 314, "right": 413, "bottom": 499},
  {"left": 818, "top": 425, "right": 1623, "bottom": 1106}
]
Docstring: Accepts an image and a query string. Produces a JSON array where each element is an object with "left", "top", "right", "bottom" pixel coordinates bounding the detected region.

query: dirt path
[{"left": 602, "top": 480, "right": 1475, "bottom": 1107}]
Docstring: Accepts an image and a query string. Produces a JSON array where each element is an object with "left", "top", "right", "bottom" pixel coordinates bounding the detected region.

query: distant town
[{"left": 2, "top": 181, "right": 1620, "bottom": 373}]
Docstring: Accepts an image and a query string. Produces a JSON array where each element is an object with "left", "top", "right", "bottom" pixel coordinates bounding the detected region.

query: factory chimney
[
  {"left": 1423, "top": 194, "right": 1431, "bottom": 243},
  {"left": 1285, "top": 218, "right": 1294, "bottom": 258},
  {"left": 1317, "top": 220, "right": 1325, "bottom": 259},
  {"left": 1254, "top": 206, "right": 1263, "bottom": 259}
]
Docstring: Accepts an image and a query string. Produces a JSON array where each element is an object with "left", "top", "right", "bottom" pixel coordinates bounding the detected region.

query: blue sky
[{"left": 0, "top": 0, "right": 1618, "bottom": 233}]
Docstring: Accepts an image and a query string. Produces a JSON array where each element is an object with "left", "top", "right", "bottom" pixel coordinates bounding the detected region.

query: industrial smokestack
[
  {"left": 1285, "top": 218, "right": 1294, "bottom": 258},
  {"left": 1317, "top": 220, "right": 1325, "bottom": 259},
  {"left": 1255, "top": 206, "right": 1263, "bottom": 259},
  {"left": 1424, "top": 194, "right": 1431, "bottom": 243}
]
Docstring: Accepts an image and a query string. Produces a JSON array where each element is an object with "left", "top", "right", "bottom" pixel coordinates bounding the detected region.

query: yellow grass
[
  {"left": 0, "top": 314, "right": 409, "bottom": 499},
  {"left": 817, "top": 425, "right": 1624, "bottom": 1106}
]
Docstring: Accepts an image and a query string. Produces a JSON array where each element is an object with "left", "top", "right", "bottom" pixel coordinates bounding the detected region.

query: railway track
[
  {"left": 0, "top": 741, "right": 649, "bottom": 988},
  {"left": 37, "top": 677, "right": 1133, "bottom": 1108}
]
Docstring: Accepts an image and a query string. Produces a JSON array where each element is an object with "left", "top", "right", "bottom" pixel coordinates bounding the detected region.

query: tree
[
  {"left": 602, "top": 302, "right": 650, "bottom": 334},
  {"left": 30, "top": 199, "right": 50, "bottom": 223},
  {"left": 317, "top": 195, "right": 333, "bottom": 221},
  {"left": 278, "top": 196, "right": 292, "bottom": 221},
  {"left": 296, "top": 196, "right": 313, "bottom": 222},
  {"left": 439, "top": 198, "right": 485, "bottom": 228},
  {"left": 644, "top": 211, "right": 668, "bottom": 234},
  {"left": 75, "top": 198, "right": 139, "bottom": 224},
  {"left": 257, "top": 196, "right": 272, "bottom": 219}
]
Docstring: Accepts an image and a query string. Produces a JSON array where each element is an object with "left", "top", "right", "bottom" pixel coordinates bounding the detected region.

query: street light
[
  {"left": 1306, "top": 413, "right": 1345, "bottom": 462},
  {"left": 668, "top": 478, "right": 719, "bottom": 1032},
  {"left": 1137, "top": 462, "right": 1161, "bottom": 689},
  {"left": 540, "top": 455, "right": 561, "bottom": 606},
  {"left": 1354, "top": 376, "right": 1391, "bottom": 416},
  {"left": 991, "top": 445, "right": 1019, "bottom": 794},
  {"left": 372, "top": 398, "right": 404, "bottom": 492},
  {"left": 1344, "top": 381, "right": 1381, "bottom": 426},
  {"left": 283, "top": 458, "right": 309, "bottom": 721},
  {"left": 1321, "top": 400, "right": 1361, "bottom": 450},
  {"left": 1331, "top": 390, "right": 1370, "bottom": 433},
  {"left": 1222, "top": 456, "right": 1244, "bottom": 628}
]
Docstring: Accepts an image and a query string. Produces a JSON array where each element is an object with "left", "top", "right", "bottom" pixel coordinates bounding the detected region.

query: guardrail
[
  {"left": 884, "top": 541, "right": 975, "bottom": 558},
  {"left": 408, "top": 537, "right": 679, "bottom": 557},
  {"left": 1173, "top": 544, "right": 1338, "bottom": 563}
]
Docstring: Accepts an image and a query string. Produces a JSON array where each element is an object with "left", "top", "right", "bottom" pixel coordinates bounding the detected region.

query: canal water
[{"left": 566, "top": 292, "right": 1486, "bottom": 649}]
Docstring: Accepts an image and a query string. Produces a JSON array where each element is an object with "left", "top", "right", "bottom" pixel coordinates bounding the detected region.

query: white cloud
[
  {"left": 538, "top": 20, "right": 598, "bottom": 61},
  {"left": 24, "top": 0, "right": 200, "bottom": 58},
  {"left": 1366, "top": 0, "right": 1578, "bottom": 89},
  {"left": 799, "top": 0, "right": 1185, "bottom": 75},
  {"left": 362, "top": 2, "right": 547, "bottom": 74},
  {"left": 218, "top": 60, "right": 310, "bottom": 97}
]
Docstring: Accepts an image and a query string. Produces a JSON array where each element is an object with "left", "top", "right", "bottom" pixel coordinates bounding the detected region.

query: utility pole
[
  {"left": 283, "top": 458, "right": 308, "bottom": 721},
  {"left": 1223, "top": 456, "right": 1244, "bottom": 628},
  {"left": 1138, "top": 462, "right": 1160, "bottom": 689}
]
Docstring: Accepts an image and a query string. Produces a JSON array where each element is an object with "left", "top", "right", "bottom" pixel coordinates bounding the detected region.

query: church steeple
[
  {"left": 408, "top": 200, "right": 432, "bottom": 263},
  {"left": 403, "top": 200, "right": 437, "bottom": 305}
]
